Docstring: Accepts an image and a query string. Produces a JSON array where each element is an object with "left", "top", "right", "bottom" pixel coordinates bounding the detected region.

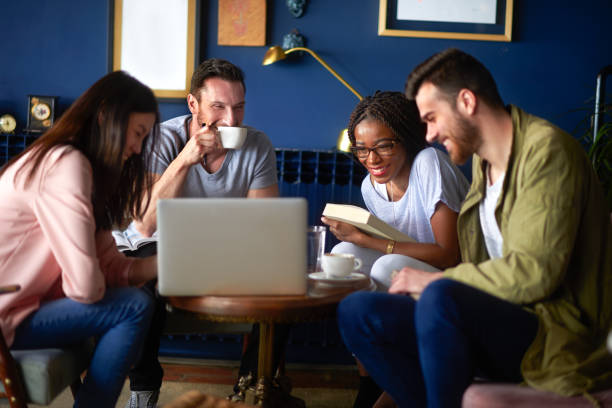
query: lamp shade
[{"left": 262, "top": 46, "right": 288, "bottom": 65}]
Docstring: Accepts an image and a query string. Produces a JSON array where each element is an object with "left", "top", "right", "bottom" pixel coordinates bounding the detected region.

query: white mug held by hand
[
  {"left": 321, "top": 253, "right": 362, "bottom": 278},
  {"left": 218, "top": 126, "right": 247, "bottom": 149}
]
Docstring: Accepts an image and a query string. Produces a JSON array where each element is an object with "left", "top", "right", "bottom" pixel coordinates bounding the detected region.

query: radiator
[
  {"left": 276, "top": 148, "right": 367, "bottom": 224},
  {"left": 0, "top": 133, "right": 36, "bottom": 167}
]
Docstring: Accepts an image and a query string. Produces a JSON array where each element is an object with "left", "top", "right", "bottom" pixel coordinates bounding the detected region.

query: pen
[{"left": 0, "top": 284, "right": 20, "bottom": 294}]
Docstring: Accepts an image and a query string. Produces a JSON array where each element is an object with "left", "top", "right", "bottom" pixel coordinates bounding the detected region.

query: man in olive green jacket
[{"left": 337, "top": 48, "right": 612, "bottom": 407}]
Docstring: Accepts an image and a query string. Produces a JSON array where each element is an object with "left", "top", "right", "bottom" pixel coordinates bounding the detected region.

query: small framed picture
[
  {"left": 218, "top": 0, "right": 266, "bottom": 46},
  {"left": 26, "top": 95, "right": 57, "bottom": 133}
]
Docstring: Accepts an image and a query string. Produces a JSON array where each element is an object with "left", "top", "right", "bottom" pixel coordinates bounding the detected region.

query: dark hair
[
  {"left": 190, "top": 58, "right": 246, "bottom": 99},
  {"left": 347, "top": 91, "right": 427, "bottom": 165},
  {"left": 0, "top": 71, "right": 160, "bottom": 231},
  {"left": 405, "top": 48, "right": 504, "bottom": 109}
]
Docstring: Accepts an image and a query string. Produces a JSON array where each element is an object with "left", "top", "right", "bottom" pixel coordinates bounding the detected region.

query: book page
[{"left": 112, "top": 230, "right": 133, "bottom": 251}]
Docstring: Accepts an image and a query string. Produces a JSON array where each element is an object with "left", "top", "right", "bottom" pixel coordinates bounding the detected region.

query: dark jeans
[
  {"left": 337, "top": 279, "right": 539, "bottom": 408},
  {"left": 125, "top": 243, "right": 164, "bottom": 391},
  {"left": 126, "top": 242, "right": 290, "bottom": 392}
]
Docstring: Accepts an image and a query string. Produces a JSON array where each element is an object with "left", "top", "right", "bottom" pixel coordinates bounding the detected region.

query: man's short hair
[
  {"left": 405, "top": 48, "right": 504, "bottom": 109},
  {"left": 190, "top": 58, "right": 246, "bottom": 99}
]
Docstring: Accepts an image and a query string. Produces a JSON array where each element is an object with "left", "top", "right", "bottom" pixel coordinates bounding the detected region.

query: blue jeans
[
  {"left": 337, "top": 279, "right": 539, "bottom": 408},
  {"left": 11, "top": 287, "right": 155, "bottom": 408}
]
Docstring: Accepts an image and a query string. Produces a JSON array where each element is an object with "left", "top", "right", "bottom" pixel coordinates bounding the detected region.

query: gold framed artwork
[
  {"left": 113, "top": 0, "right": 197, "bottom": 98},
  {"left": 378, "top": 0, "right": 513, "bottom": 42},
  {"left": 218, "top": 0, "right": 266, "bottom": 46}
]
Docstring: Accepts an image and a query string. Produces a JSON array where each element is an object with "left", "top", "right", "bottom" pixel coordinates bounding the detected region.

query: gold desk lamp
[{"left": 262, "top": 45, "right": 363, "bottom": 152}]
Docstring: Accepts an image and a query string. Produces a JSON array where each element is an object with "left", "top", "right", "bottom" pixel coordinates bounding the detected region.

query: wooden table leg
[
  {"left": 255, "top": 322, "right": 305, "bottom": 408},
  {"left": 255, "top": 322, "right": 274, "bottom": 405}
]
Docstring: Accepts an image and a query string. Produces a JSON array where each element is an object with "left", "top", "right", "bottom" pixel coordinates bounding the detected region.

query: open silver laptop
[{"left": 157, "top": 198, "right": 308, "bottom": 296}]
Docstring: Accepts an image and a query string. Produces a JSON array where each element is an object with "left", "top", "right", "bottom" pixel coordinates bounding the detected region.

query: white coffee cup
[
  {"left": 321, "top": 253, "right": 362, "bottom": 278},
  {"left": 218, "top": 126, "right": 247, "bottom": 149}
]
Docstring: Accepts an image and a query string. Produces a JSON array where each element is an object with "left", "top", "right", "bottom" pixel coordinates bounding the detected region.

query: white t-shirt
[
  {"left": 362, "top": 147, "right": 469, "bottom": 243},
  {"left": 479, "top": 170, "right": 505, "bottom": 259}
]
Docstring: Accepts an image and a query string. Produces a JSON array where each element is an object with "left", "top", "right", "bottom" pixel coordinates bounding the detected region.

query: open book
[
  {"left": 112, "top": 223, "right": 158, "bottom": 252},
  {"left": 323, "top": 203, "right": 416, "bottom": 243}
]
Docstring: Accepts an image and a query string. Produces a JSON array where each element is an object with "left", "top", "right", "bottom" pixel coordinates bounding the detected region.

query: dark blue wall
[{"left": 2, "top": 1, "right": 610, "bottom": 150}]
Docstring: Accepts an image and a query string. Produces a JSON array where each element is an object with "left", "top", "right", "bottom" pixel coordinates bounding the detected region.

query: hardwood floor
[
  {"left": 161, "top": 357, "right": 360, "bottom": 389},
  {"left": 26, "top": 358, "right": 359, "bottom": 408}
]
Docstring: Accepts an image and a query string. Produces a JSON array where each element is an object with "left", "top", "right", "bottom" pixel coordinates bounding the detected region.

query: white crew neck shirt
[{"left": 479, "top": 168, "right": 505, "bottom": 259}]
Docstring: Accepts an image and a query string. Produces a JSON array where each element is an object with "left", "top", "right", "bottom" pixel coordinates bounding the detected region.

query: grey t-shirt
[
  {"left": 150, "top": 114, "right": 278, "bottom": 197},
  {"left": 362, "top": 147, "right": 469, "bottom": 243}
]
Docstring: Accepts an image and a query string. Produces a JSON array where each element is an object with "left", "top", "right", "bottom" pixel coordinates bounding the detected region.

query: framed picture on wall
[
  {"left": 378, "top": 0, "right": 513, "bottom": 42},
  {"left": 218, "top": 0, "right": 266, "bottom": 46},
  {"left": 112, "top": 0, "right": 198, "bottom": 98}
]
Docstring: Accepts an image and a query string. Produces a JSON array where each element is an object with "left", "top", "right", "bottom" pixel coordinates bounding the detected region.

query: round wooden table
[{"left": 168, "top": 277, "right": 374, "bottom": 407}]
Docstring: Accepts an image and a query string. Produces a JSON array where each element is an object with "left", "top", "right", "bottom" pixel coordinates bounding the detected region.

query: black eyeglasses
[{"left": 350, "top": 140, "right": 399, "bottom": 159}]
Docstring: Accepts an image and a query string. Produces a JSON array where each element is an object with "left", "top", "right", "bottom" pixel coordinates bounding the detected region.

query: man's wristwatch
[{"left": 386, "top": 240, "right": 395, "bottom": 254}]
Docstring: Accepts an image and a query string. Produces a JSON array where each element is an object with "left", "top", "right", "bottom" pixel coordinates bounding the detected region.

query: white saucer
[{"left": 308, "top": 271, "right": 367, "bottom": 283}]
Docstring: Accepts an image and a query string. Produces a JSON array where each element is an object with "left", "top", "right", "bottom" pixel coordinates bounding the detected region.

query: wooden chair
[
  {"left": 0, "top": 285, "right": 94, "bottom": 407},
  {"left": 462, "top": 383, "right": 612, "bottom": 407}
]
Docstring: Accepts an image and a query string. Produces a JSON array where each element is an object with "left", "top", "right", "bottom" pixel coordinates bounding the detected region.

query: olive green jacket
[{"left": 444, "top": 106, "right": 612, "bottom": 396}]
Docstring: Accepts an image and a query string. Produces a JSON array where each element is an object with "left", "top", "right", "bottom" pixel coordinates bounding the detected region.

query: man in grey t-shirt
[
  {"left": 132, "top": 60, "right": 278, "bottom": 238},
  {"left": 123, "top": 59, "right": 279, "bottom": 408}
]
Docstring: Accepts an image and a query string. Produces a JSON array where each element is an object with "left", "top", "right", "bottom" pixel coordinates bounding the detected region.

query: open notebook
[{"left": 157, "top": 198, "right": 308, "bottom": 296}]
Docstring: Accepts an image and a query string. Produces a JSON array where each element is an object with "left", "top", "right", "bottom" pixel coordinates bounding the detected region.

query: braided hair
[{"left": 347, "top": 91, "right": 427, "bottom": 165}]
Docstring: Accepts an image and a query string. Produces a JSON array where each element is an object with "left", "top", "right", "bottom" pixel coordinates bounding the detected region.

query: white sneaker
[{"left": 125, "top": 390, "right": 159, "bottom": 408}]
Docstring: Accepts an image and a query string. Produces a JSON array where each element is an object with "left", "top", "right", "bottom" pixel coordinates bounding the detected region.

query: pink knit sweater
[{"left": 0, "top": 145, "right": 134, "bottom": 346}]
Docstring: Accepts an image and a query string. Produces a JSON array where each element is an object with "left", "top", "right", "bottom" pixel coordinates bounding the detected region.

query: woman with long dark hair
[{"left": 0, "top": 71, "right": 160, "bottom": 407}]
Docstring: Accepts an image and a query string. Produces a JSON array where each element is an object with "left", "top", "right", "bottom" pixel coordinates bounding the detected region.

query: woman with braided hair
[
  {"left": 322, "top": 91, "right": 468, "bottom": 407},
  {"left": 323, "top": 91, "right": 468, "bottom": 289}
]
